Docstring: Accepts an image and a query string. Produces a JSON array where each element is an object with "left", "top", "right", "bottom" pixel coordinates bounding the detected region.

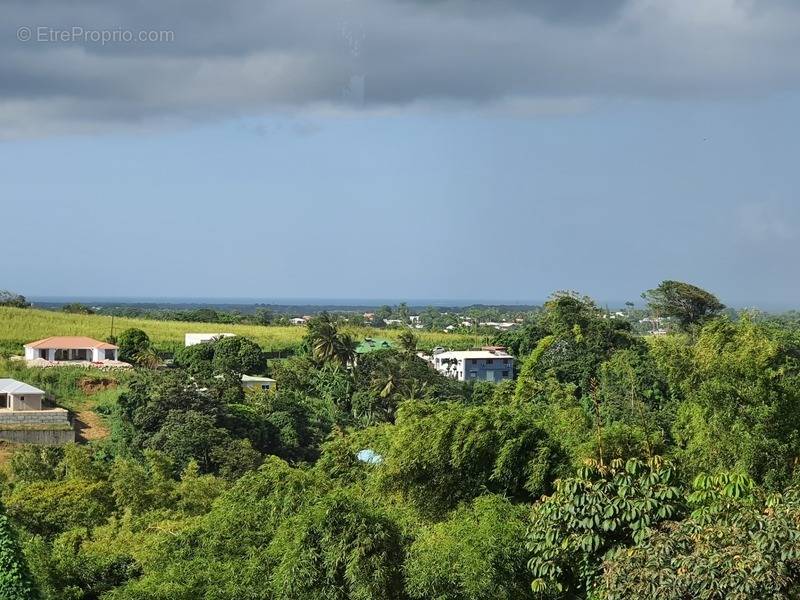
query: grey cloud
[
  {"left": 737, "top": 202, "right": 799, "bottom": 244},
  {"left": 2, "top": 0, "right": 800, "bottom": 137},
  {"left": 397, "top": 0, "right": 629, "bottom": 24}
]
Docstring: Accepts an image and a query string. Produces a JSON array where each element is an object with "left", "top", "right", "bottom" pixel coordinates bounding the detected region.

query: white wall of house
[
  {"left": 432, "top": 351, "right": 514, "bottom": 382},
  {"left": 92, "top": 347, "right": 118, "bottom": 361},
  {"left": 241, "top": 375, "right": 276, "bottom": 391},
  {"left": 185, "top": 333, "right": 235, "bottom": 346},
  {"left": 12, "top": 392, "right": 43, "bottom": 410},
  {"left": 24, "top": 347, "right": 116, "bottom": 361},
  {"left": 25, "top": 347, "right": 57, "bottom": 360}
]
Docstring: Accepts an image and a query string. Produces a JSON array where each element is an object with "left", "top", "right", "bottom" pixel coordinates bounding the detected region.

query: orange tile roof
[{"left": 24, "top": 336, "right": 118, "bottom": 350}]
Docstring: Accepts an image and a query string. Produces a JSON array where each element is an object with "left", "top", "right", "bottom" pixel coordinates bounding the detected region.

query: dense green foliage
[
  {"left": 600, "top": 473, "right": 800, "bottom": 599},
  {"left": 380, "top": 400, "right": 560, "bottom": 516},
  {"left": 61, "top": 303, "right": 95, "bottom": 315},
  {"left": 0, "top": 501, "right": 40, "bottom": 600},
  {"left": 405, "top": 495, "right": 531, "bottom": 600},
  {"left": 116, "top": 328, "right": 151, "bottom": 364},
  {"left": 527, "top": 458, "right": 682, "bottom": 597},
  {"left": 0, "top": 291, "right": 29, "bottom": 309},
  {"left": 4, "top": 281, "right": 800, "bottom": 599}
]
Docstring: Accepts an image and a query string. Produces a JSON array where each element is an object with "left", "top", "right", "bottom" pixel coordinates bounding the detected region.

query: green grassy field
[{"left": 0, "top": 306, "right": 482, "bottom": 356}]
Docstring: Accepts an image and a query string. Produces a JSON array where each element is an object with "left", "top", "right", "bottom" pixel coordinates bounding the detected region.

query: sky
[{"left": 2, "top": 0, "right": 800, "bottom": 308}]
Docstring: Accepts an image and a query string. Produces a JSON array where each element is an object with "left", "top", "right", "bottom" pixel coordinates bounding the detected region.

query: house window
[
  {"left": 105, "top": 349, "right": 115, "bottom": 360},
  {"left": 0, "top": 394, "right": 7, "bottom": 409},
  {"left": 485, "top": 359, "right": 493, "bottom": 365},
  {"left": 502, "top": 371, "right": 509, "bottom": 378},
  {"left": 469, "top": 370, "right": 477, "bottom": 379},
  {"left": 39, "top": 349, "right": 48, "bottom": 359},
  {"left": 503, "top": 358, "right": 509, "bottom": 365},
  {"left": 261, "top": 384, "right": 270, "bottom": 390}
]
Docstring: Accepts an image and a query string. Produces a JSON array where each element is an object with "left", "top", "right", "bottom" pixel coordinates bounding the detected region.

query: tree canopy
[
  {"left": 7, "top": 284, "right": 800, "bottom": 599},
  {"left": 643, "top": 280, "right": 725, "bottom": 330}
]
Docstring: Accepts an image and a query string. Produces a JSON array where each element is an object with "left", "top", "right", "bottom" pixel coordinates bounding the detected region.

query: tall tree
[
  {"left": 212, "top": 336, "right": 265, "bottom": 376},
  {"left": 307, "top": 312, "right": 340, "bottom": 363},
  {"left": 643, "top": 280, "right": 725, "bottom": 330},
  {"left": 334, "top": 332, "right": 357, "bottom": 367},
  {"left": 397, "top": 330, "right": 418, "bottom": 354}
]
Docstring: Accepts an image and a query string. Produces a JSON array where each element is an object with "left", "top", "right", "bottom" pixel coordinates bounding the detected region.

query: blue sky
[{"left": 2, "top": 1, "right": 800, "bottom": 308}]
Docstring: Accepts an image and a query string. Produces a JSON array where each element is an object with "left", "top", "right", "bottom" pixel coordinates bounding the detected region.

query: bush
[{"left": 117, "top": 329, "right": 151, "bottom": 364}]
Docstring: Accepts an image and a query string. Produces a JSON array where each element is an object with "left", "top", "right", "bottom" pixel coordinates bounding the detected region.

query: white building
[
  {"left": 479, "top": 321, "right": 518, "bottom": 330},
  {"left": 431, "top": 348, "right": 514, "bottom": 382},
  {"left": 24, "top": 336, "right": 119, "bottom": 363},
  {"left": 241, "top": 374, "right": 277, "bottom": 391},
  {"left": 0, "top": 379, "right": 46, "bottom": 411},
  {"left": 184, "top": 333, "right": 235, "bottom": 347},
  {"left": 290, "top": 318, "right": 308, "bottom": 326}
]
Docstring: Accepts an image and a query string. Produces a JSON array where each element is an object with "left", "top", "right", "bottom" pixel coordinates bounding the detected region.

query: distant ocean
[
  {"left": 28, "top": 296, "right": 547, "bottom": 309},
  {"left": 27, "top": 296, "right": 794, "bottom": 312}
]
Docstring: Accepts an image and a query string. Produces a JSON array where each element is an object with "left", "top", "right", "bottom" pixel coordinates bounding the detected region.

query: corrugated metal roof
[
  {"left": 355, "top": 337, "right": 394, "bottom": 354},
  {"left": 0, "top": 378, "right": 46, "bottom": 395},
  {"left": 241, "top": 375, "right": 277, "bottom": 383},
  {"left": 24, "top": 336, "right": 118, "bottom": 350}
]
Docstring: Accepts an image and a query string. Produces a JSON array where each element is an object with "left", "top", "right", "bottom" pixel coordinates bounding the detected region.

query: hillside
[{"left": 0, "top": 306, "right": 479, "bottom": 356}]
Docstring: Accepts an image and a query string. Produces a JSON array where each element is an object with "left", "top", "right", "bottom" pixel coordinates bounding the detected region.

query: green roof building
[{"left": 355, "top": 337, "right": 394, "bottom": 354}]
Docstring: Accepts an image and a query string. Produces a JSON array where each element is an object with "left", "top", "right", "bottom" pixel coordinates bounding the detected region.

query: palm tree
[
  {"left": 335, "top": 332, "right": 357, "bottom": 367},
  {"left": 308, "top": 312, "right": 339, "bottom": 363},
  {"left": 375, "top": 371, "right": 399, "bottom": 398},
  {"left": 397, "top": 330, "right": 418, "bottom": 354},
  {"left": 134, "top": 347, "right": 161, "bottom": 369}
]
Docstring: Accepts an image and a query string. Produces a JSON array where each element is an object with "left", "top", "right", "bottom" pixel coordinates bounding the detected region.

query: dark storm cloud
[
  {"left": 398, "top": 0, "right": 629, "bottom": 24},
  {"left": 2, "top": 0, "right": 800, "bottom": 136}
]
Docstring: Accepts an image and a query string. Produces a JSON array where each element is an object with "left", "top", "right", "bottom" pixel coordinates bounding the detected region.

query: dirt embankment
[{"left": 78, "top": 377, "right": 118, "bottom": 395}]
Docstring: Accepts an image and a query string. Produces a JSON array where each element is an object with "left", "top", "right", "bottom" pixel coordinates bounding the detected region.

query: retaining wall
[
  {"left": 0, "top": 429, "right": 76, "bottom": 444},
  {"left": 0, "top": 408, "right": 76, "bottom": 444},
  {"left": 0, "top": 408, "right": 71, "bottom": 425}
]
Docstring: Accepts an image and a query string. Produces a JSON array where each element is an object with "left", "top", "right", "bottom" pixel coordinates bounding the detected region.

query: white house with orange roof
[{"left": 24, "top": 336, "right": 119, "bottom": 363}]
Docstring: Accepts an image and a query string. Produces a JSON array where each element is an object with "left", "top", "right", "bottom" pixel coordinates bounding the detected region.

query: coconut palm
[
  {"left": 308, "top": 312, "right": 340, "bottom": 363},
  {"left": 335, "top": 332, "right": 358, "bottom": 367},
  {"left": 134, "top": 347, "right": 162, "bottom": 369},
  {"left": 397, "top": 330, "right": 418, "bottom": 354}
]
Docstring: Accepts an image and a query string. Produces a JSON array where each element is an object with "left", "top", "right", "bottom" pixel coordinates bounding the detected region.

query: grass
[{"left": 0, "top": 306, "right": 482, "bottom": 356}]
